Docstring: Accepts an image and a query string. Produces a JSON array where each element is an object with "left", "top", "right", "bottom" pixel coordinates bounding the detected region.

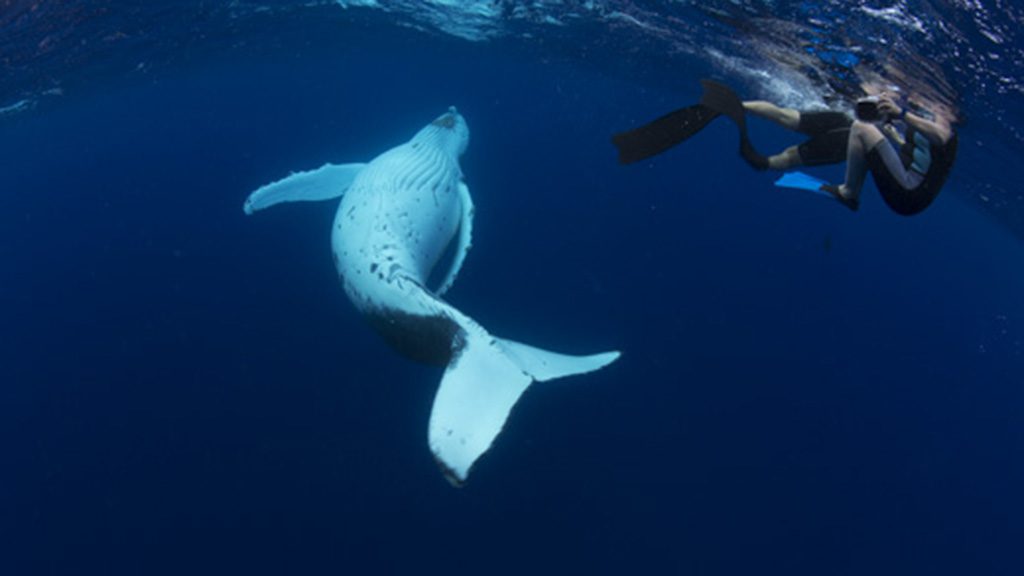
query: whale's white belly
[{"left": 332, "top": 144, "right": 462, "bottom": 314}]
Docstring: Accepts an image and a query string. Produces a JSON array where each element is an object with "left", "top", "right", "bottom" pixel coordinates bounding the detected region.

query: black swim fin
[
  {"left": 699, "top": 79, "right": 746, "bottom": 130},
  {"left": 699, "top": 79, "right": 771, "bottom": 171},
  {"left": 612, "top": 104, "right": 720, "bottom": 164}
]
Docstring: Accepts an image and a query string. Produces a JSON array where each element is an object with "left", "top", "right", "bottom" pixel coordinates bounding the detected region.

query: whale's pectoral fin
[
  {"left": 434, "top": 182, "right": 474, "bottom": 296},
  {"left": 428, "top": 321, "right": 620, "bottom": 485},
  {"left": 243, "top": 162, "right": 366, "bottom": 215}
]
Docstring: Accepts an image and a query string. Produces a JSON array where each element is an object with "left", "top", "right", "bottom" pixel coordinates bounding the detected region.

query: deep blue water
[{"left": 2, "top": 6, "right": 1023, "bottom": 576}]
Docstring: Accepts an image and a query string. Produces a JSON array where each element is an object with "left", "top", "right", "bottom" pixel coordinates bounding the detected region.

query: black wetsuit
[{"left": 867, "top": 125, "right": 959, "bottom": 216}]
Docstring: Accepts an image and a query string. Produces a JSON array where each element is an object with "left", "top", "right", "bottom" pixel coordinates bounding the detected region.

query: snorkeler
[
  {"left": 612, "top": 79, "right": 852, "bottom": 171},
  {"left": 612, "top": 80, "right": 958, "bottom": 216},
  {"left": 819, "top": 93, "right": 958, "bottom": 215}
]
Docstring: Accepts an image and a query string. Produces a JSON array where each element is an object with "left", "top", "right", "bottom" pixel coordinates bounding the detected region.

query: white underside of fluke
[{"left": 428, "top": 316, "right": 620, "bottom": 484}]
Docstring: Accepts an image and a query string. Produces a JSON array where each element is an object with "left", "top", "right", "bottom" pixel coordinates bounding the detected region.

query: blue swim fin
[{"left": 774, "top": 171, "right": 832, "bottom": 197}]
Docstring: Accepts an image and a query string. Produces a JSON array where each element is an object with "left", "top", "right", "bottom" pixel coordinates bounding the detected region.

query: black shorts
[{"left": 795, "top": 111, "right": 853, "bottom": 166}]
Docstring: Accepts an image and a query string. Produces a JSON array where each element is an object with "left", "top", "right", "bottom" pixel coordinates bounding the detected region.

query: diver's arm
[
  {"left": 903, "top": 110, "right": 952, "bottom": 146},
  {"left": 881, "top": 98, "right": 952, "bottom": 145}
]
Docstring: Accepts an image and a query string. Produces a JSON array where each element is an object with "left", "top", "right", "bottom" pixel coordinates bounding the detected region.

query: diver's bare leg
[
  {"left": 839, "top": 120, "right": 885, "bottom": 202},
  {"left": 740, "top": 101, "right": 803, "bottom": 170},
  {"left": 744, "top": 101, "right": 800, "bottom": 131},
  {"left": 767, "top": 145, "right": 802, "bottom": 170}
]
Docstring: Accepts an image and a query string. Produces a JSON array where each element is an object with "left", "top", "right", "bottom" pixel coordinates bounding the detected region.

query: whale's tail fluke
[{"left": 428, "top": 315, "right": 619, "bottom": 485}]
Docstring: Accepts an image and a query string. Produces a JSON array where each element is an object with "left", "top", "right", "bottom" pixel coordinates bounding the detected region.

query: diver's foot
[
  {"left": 821, "top": 183, "right": 860, "bottom": 212},
  {"left": 740, "top": 137, "right": 769, "bottom": 171}
]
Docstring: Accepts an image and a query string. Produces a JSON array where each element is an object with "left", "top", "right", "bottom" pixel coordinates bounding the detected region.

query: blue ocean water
[{"left": 2, "top": 2, "right": 1023, "bottom": 575}]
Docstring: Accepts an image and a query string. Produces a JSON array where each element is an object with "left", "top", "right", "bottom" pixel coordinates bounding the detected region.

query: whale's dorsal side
[{"left": 243, "top": 162, "right": 366, "bottom": 214}]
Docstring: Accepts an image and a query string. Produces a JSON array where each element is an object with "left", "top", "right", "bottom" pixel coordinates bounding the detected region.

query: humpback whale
[{"left": 244, "top": 107, "right": 619, "bottom": 485}]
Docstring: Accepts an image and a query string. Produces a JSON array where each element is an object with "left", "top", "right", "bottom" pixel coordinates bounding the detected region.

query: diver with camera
[
  {"left": 823, "top": 93, "right": 958, "bottom": 215},
  {"left": 612, "top": 80, "right": 957, "bottom": 216}
]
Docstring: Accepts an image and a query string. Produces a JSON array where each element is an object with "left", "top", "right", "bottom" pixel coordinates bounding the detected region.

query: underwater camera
[{"left": 855, "top": 96, "right": 883, "bottom": 122}]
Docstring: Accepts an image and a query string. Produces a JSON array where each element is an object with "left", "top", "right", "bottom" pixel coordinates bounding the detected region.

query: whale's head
[{"left": 411, "top": 106, "right": 469, "bottom": 158}]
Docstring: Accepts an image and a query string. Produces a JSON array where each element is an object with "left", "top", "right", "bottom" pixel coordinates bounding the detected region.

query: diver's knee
[
  {"left": 851, "top": 119, "right": 881, "bottom": 136},
  {"left": 849, "top": 120, "right": 884, "bottom": 148}
]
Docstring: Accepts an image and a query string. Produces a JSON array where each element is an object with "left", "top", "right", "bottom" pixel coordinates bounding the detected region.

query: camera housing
[{"left": 855, "top": 96, "right": 882, "bottom": 122}]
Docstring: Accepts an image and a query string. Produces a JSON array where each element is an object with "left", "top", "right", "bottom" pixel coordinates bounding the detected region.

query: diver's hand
[
  {"left": 878, "top": 97, "right": 903, "bottom": 121},
  {"left": 881, "top": 121, "right": 906, "bottom": 146}
]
